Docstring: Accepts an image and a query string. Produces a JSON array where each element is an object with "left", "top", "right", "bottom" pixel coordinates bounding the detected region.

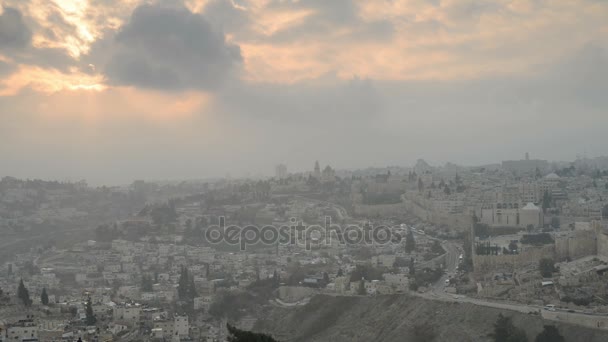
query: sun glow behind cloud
[{"left": 0, "top": 66, "right": 106, "bottom": 96}]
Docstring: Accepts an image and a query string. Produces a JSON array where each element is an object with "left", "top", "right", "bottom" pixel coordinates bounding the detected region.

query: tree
[
  {"left": 539, "top": 258, "right": 555, "bottom": 278},
  {"left": 409, "top": 257, "right": 416, "bottom": 276},
  {"left": 444, "top": 186, "right": 451, "bottom": 195},
  {"left": 357, "top": 279, "right": 366, "bottom": 295},
  {"left": 412, "top": 323, "right": 437, "bottom": 342},
  {"left": 542, "top": 190, "right": 552, "bottom": 212},
  {"left": 336, "top": 268, "right": 344, "bottom": 277},
  {"left": 550, "top": 217, "right": 560, "bottom": 229},
  {"left": 41, "top": 288, "right": 49, "bottom": 306},
  {"left": 17, "top": 279, "right": 32, "bottom": 307},
  {"left": 178, "top": 266, "right": 192, "bottom": 300},
  {"left": 405, "top": 229, "right": 416, "bottom": 253},
  {"left": 85, "top": 297, "right": 96, "bottom": 326},
  {"left": 508, "top": 241, "right": 518, "bottom": 254},
  {"left": 431, "top": 240, "right": 444, "bottom": 255},
  {"left": 273, "top": 270, "right": 281, "bottom": 288},
  {"left": 491, "top": 314, "right": 528, "bottom": 342},
  {"left": 535, "top": 325, "right": 564, "bottom": 342},
  {"left": 227, "top": 323, "right": 278, "bottom": 342},
  {"left": 141, "top": 275, "right": 154, "bottom": 292},
  {"left": 418, "top": 178, "right": 424, "bottom": 193}
]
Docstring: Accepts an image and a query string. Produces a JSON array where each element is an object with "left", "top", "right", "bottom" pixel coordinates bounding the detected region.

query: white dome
[
  {"left": 545, "top": 173, "right": 559, "bottom": 179},
  {"left": 522, "top": 202, "right": 540, "bottom": 211}
]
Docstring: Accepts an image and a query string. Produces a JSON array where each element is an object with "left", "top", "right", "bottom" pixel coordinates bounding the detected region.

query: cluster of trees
[
  {"left": 491, "top": 314, "right": 564, "bottom": 342},
  {"left": 141, "top": 274, "right": 155, "bottom": 292},
  {"left": 474, "top": 223, "right": 490, "bottom": 238},
  {"left": 520, "top": 233, "right": 553, "bottom": 246},
  {"left": 349, "top": 265, "right": 385, "bottom": 283},
  {"left": 430, "top": 240, "right": 445, "bottom": 255},
  {"left": 411, "top": 322, "right": 437, "bottom": 342},
  {"left": 177, "top": 266, "right": 198, "bottom": 301},
  {"left": 539, "top": 258, "right": 555, "bottom": 278},
  {"left": 475, "top": 242, "right": 501, "bottom": 256},
  {"left": 227, "top": 324, "right": 278, "bottom": 342},
  {"left": 409, "top": 268, "right": 444, "bottom": 291}
]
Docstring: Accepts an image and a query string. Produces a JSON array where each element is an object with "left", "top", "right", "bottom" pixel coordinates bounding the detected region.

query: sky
[{"left": 0, "top": 0, "right": 607, "bottom": 185}]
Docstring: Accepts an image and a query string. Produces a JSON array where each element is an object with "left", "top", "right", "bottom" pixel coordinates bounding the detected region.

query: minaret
[{"left": 314, "top": 160, "right": 321, "bottom": 179}]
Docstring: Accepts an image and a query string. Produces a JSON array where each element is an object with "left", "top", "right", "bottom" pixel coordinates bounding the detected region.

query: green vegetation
[
  {"left": 177, "top": 266, "right": 198, "bottom": 301},
  {"left": 349, "top": 264, "right": 385, "bottom": 283},
  {"left": 411, "top": 323, "right": 437, "bottom": 342},
  {"left": 85, "top": 296, "right": 96, "bottom": 326},
  {"left": 17, "top": 279, "right": 32, "bottom": 307},
  {"left": 539, "top": 258, "right": 555, "bottom": 278},
  {"left": 227, "top": 324, "right": 279, "bottom": 342},
  {"left": 535, "top": 325, "right": 564, "bottom": 342},
  {"left": 475, "top": 241, "right": 501, "bottom": 256},
  {"left": 41, "top": 287, "right": 49, "bottom": 305},
  {"left": 141, "top": 274, "right": 154, "bottom": 292},
  {"left": 491, "top": 314, "right": 528, "bottom": 342},
  {"left": 409, "top": 268, "right": 444, "bottom": 291},
  {"left": 520, "top": 233, "right": 553, "bottom": 246},
  {"left": 405, "top": 229, "right": 416, "bottom": 253}
]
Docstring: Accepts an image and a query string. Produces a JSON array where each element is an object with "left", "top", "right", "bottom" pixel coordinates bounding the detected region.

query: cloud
[
  {"left": 263, "top": 0, "right": 394, "bottom": 43},
  {"left": 217, "top": 75, "right": 383, "bottom": 123},
  {"left": 203, "top": 0, "right": 250, "bottom": 34},
  {"left": 0, "top": 6, "right": 32, "bottom": 50},
  {"left": 103, "top": 3, "right": 242, "bottom": 91},
  {"left": 0, "top": 60, "right": 15, "bottom": 77}
]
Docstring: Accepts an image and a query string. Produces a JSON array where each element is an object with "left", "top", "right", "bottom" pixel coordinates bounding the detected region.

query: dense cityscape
[{"left": 1, "top": 154, "right": 608, "bottom": 341}]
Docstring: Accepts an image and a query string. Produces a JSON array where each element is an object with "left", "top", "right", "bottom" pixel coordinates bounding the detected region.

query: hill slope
[{"left": 254, "top": 294, "right": 608, "bottom": 341}]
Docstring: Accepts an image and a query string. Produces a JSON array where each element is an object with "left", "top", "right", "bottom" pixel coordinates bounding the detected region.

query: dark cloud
[
  {"left": 0, "top": 6, "right": 32, "bottom": 50},
  {"left": 103, "top": 4, "right": 242, "bottom": 91},
  {"left": 0, "top": 6, "right": 75, "bottom": 73},
  {"left": 203, "top": 0, "right": 250, "bottom": 34}
]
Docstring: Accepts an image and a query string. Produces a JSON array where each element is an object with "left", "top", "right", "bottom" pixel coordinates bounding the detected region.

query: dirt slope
[{"left": 254, "top": 294, "right": 608, "bottom": 342}]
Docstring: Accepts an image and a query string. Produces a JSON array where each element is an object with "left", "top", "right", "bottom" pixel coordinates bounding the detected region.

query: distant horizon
[{"left": 2, "top": 152, "right": 605, "bottom": 187}]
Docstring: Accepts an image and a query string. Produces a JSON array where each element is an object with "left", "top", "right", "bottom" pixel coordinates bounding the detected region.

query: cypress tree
[
  {"left": 17, "top": 279, "right": 32, "bottom": 306},
  {"left": 85, "top": 296, "right": 96, "bottom": 326},
  {"left": 41, "top": 287, "right": 49, "bottom": 305}
]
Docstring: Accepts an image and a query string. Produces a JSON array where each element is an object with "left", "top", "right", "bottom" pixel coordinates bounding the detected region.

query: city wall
[
  {"left": 402, "top": 193, "right": 470, "bottom": 233},
  {"left": 472, "top": 245, "right": 555, "bottom": 274}
]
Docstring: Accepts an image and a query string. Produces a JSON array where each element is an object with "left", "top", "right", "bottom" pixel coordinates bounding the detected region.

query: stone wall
[
  {"left": 555, "top": 230, "right": 597, "bottom": 261},
  {"left": 473, "top": 245, "right": 555, "bottom": 274},
  {"left": 403, "top": 193, "right": 471, "bottom": 232}
]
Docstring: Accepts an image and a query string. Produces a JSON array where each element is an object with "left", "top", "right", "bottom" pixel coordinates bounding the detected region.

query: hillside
[{"left": 254, "top": 294, "right": 608, "bottom": 342}]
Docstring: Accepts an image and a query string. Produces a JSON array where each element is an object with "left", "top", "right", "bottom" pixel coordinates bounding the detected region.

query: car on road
[{"left": 544, "top": 304, "right": 556, "bottom": 311}]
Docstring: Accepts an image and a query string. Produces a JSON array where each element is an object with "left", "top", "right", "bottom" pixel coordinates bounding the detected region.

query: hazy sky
[{"left": 1, "top": 0, "right": 607, "bottom": 184}]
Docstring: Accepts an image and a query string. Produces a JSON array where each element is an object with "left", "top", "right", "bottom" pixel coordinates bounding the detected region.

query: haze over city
[{"left": 2, "top": 1, "right": 608, "bottom": 342}]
